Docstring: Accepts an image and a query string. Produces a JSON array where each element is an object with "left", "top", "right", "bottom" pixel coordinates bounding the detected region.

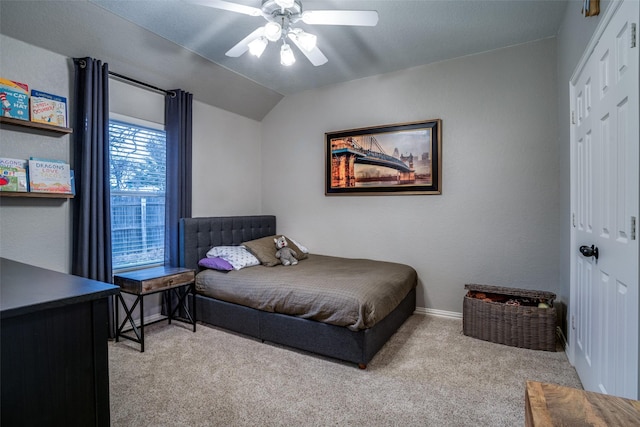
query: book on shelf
[
  {"left": 0, "top": 78, "right": 29, "bottom": 121},
  {"left": 70, "top": 170, "right": 75, "bottom": 196},
  {"left": 30, "top": 158, "right": 75, "bottom": 195},
  {"left": 29, "top": 156, "right": 65, "bottom": 163},
  {"left": 28, "top": 158, "right": 72, "bottom": 194},
  {"left": 0, "top": 157, "right": 28, "bottom": 192},
  {"left": 30, "top": 89, "right": 67, "bottom": 127}
]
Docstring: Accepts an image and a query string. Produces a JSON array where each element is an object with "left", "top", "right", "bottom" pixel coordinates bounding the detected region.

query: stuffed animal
[{"left": 274, "top": 236, "right": 298, "bottom": 266}]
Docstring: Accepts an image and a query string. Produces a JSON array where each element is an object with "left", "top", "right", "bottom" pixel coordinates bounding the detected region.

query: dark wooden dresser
[{"left": 0, "top": 257, "right": 119, "bottom": 427}]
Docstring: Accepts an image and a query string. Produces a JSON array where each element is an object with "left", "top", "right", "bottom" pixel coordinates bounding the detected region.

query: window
[{"left": 109, "top": 117, "right": 166, "bottom": 271}]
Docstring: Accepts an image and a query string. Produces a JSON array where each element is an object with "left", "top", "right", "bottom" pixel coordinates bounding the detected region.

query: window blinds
[{"left": 109, "top": 119, "right": 166, "bottom": 270}]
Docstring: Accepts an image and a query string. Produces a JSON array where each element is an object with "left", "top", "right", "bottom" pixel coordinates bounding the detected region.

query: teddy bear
[{"left": 274, "top": 236, "right": 298, "bottom": 266}]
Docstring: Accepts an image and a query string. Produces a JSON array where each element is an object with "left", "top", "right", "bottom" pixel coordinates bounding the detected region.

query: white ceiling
[{"left": 0, "top": 0, "right": 569, "bottom": 120}]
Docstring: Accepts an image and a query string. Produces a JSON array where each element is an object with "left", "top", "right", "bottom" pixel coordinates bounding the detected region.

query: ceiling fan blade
[
  {"left": 287, "top": 33, "right": 328, "bottom": 66},
  {"left": 186, "top": 0, "right": 262, "bottom": 17},
  {"left": 225, "top": 27, "right": 265, "bottom": 57},
  {"left": 301, "top": 10, "right": 378, "bottom": 26}
]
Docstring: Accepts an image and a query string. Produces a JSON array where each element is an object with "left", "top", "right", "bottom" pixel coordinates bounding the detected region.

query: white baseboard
[
  {"left": 557, "top": 326, "right": 576, "bottom": 366},
  {"left": 124, "top": 308, "right": 461, "bottom": 331},
  {"left": 414, "top": 306, "right": 463, "bottom": 319},
  {"left": 556, "top": 326, "right": 568, "bottom": 349},
  {"left": 124, "top": 308, "right": 465, "bottom": 329}
]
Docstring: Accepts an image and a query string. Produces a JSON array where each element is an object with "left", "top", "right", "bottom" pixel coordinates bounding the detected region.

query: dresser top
[{"left": 1, "top": 257, "right": 119, "bottom": 319}]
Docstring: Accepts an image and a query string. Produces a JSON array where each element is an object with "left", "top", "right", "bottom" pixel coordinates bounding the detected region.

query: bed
[{"left": 179, "top": 215, "right": 417, "bottom": 368}]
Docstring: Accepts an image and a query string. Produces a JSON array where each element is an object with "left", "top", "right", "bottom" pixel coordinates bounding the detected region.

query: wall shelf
[
  {"left": 0, "top": 192, "right": 73, "bottom": 199},
  {"left": 1, "top": 117, "right": 74, "bottom": 198},
  {"left": 0, "top": 116, "right": 73, "bottom": 135}
]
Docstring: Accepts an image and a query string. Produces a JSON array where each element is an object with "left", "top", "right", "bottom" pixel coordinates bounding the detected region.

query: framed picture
[{"left": 325, "top": 119, "right": 442, "bottom": 196}]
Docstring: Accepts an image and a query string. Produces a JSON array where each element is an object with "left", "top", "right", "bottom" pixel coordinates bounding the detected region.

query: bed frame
[{"left": 179, "top": 215, "right": 416, "bottom": 368}]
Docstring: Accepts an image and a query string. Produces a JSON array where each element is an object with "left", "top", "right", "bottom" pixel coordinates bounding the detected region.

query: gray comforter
[{"left": 196, "top": 254, "right": 417, "bottom": 331}]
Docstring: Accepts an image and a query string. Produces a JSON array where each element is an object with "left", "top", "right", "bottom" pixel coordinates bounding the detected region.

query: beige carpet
[{"left": 109, "top": 315, "right": 582, "bottom": 426}]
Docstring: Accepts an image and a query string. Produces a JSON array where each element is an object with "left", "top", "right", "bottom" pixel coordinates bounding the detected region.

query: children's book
[
  {"left": 0, "top": 78, "right": 29, "bottom": 121},
  {"left": 0, "top": 157, "right": 28, "bottom": 192},
  {"left": 28, "top": 158, "right": 71, "bottom": 193},
  {"left": 30, "top": 89, "right": 67, "bottom": 127}
]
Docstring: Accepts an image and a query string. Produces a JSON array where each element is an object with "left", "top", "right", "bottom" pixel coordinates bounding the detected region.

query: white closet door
[{"left": 570, "top": 0, "right": 639, "bottom": 399}]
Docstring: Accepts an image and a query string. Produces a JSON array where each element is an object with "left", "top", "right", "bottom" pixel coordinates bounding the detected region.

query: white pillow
[
  {"left": 206, "top": 246, "right": 260, "bottom": 270},
  {"left": 287, "top": 237, "right": 309, "bottom": 254}
]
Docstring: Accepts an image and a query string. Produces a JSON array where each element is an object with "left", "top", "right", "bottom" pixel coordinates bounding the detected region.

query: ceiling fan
[{"left": 187, "top": 0, "right": 379, "bottom": 66}]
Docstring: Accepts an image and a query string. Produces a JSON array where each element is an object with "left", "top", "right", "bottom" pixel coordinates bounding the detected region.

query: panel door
[{"left": 571, "top": 0, "right": 639, "bottom": 399}]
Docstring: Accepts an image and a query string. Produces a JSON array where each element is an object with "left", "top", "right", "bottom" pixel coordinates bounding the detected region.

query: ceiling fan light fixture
[
  {"left": 274, "top": 0, "right": 295, "bottom": 9},
  {"left": 248, "top": 37, "right": 268, "bottom": 57},
  {"left": 290, "top": 28, "right": 316, "bottom": 51},
  {"left": 196, "top": 0, "right": 379, "bottom": 67},
  {"left": 264, "top": 22, "right": 282, "bottom": 42},
  {"left": 280, "top": 43, "right": 296, "bottom": 66}
]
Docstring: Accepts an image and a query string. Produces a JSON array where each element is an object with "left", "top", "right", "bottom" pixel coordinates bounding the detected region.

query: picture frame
[
  {"left": 325, "top": 119, "right": 442, "bottom": 196},
  {"left": 582, "top": 0, "right": 599, "bottom": 17}
]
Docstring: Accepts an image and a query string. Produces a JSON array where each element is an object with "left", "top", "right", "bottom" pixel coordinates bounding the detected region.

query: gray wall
[
  {"left": 261, "top": 38, "right": 560, "bottom": 314},
  {"left": 0, "top": 36, "right": 73, "bottom": 272}
]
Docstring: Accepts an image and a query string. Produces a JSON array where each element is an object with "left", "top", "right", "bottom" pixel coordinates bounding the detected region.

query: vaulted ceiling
[{"left": 0, "top": 1, "right": 569, "bottom": 120}]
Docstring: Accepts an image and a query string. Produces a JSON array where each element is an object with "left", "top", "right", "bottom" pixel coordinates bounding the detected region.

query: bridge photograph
[{"left": 325, "top": 119, "right": 442, "bottom": 196}]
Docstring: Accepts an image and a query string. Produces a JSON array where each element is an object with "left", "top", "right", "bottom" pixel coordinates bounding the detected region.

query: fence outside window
[{"left": 111, "top": 193, "right": 165, "bottom": 270}]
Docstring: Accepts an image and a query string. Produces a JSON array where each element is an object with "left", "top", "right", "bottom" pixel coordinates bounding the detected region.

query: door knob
[{"left": 579, "top": 244, "right": 599, "bottom": 260}]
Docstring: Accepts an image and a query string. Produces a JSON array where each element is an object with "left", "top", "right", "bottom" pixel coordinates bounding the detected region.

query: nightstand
[{"left": 114, "top": 266, "right": 196, "bottom": 352}]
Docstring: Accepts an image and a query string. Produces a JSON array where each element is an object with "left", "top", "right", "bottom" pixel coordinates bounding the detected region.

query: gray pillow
[{"left": 242, "top": 235, "right": 308, "bottom": 266}]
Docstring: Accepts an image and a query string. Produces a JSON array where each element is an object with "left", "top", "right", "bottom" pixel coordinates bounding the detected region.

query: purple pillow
[{"left": 198, "top": 257, "right": 234, "bottom": 271}]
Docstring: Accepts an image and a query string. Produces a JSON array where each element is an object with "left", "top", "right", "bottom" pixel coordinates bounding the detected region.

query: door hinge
[
  {"left": 571, "top": 110, "right": 576, "bottom": 125},
  {"left": 572, "top": 213, "right": 576, "bottom": 228},
  {"left": 571, "top": 314, "right": 576, "bottom": 330},
  {"left": 631, "top": 23, "right": 637, "bottom": 48},
  {"left": 632, "top": 216, "right": 637, "bottom": 240}
]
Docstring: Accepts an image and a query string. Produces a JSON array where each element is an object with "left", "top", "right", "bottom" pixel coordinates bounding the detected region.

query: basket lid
[{"left": 465, "top": 283, "right": 556, "bottom": 302}]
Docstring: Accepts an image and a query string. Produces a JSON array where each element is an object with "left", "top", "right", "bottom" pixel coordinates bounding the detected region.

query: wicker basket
[{"left": 463, "top": 284, "right": 557, "bottom": 351}]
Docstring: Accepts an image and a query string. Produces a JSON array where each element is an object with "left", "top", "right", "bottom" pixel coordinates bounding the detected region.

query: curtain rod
[{"left": 108, "top": 71, "right": 175, "bottom": 97}]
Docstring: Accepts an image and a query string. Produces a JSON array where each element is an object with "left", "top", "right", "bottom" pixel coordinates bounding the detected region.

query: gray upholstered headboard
[{"left": 179, "top": 215, "right": 276, "bottom": 270}]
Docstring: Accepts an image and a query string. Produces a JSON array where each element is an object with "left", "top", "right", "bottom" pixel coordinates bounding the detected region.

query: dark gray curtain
[
  {"left": 72, "top": 57, "right": 114, "bottom": 334},
  {"left": 164, "top": 89, "right": 193, "bottom": 267}
]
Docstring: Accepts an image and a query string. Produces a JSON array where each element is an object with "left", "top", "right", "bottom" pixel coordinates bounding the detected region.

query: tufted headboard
[{"left": 179, "top": 215, "right": 276, "bottom": 270}]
